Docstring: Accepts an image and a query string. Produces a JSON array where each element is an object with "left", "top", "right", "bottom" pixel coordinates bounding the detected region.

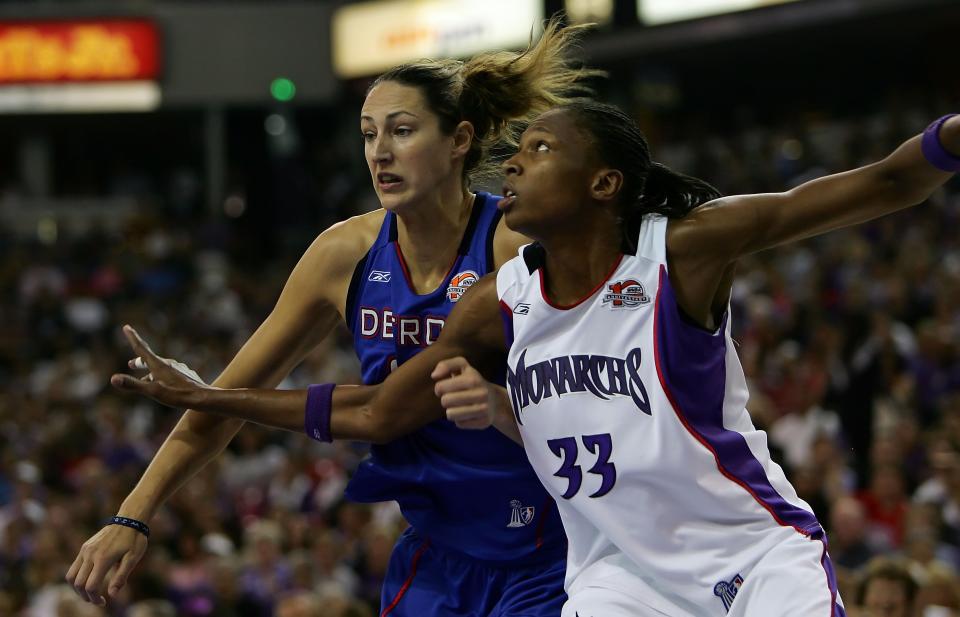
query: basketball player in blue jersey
[
  {"left": 102, "top": 104, "right": 960, "bottom": 615},
  {"left": 66, "top": 20, "right": 601, "bottom": 615}
]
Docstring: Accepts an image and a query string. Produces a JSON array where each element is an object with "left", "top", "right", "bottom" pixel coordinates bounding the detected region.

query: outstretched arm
[
  {"left": 110, "top": 274, "right": 507, "bottom": 444},
  {"left": 66, "top": 214, "right": 371, "bottom": 606},
  {"left": 668, "top": 114, "right": 960, "bottom": 326}
]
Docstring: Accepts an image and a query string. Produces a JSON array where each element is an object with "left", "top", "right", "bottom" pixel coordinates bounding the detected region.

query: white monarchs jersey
[{"left": 496, "top": 215, "right": 840, "bottom": 615}]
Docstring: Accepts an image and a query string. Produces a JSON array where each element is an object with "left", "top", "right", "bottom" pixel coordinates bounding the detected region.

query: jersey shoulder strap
[
  {"left": 496, "top": 242, "right": 540, "bottom": 303},
  {"left": 458, "top": 192, "right": 502, "bottom": 272},
  {"left": 634, "top": 213, "right": 668, "bottom": 265},
  {"left": 345, "top": 212, "right": 394, "bottom": 331}
]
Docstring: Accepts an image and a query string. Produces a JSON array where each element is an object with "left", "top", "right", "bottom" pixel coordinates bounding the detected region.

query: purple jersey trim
[
  {"left": 652, "top": 265, "right": 821, "bottom": 536},
  {"left": 809, "top": 528, "right": 846, "bottom": 617}
]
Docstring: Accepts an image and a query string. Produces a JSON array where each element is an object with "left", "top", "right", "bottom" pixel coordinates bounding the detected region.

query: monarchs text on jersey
[{"left": 496, "top": 215, "right": 839, "bottom": 614}]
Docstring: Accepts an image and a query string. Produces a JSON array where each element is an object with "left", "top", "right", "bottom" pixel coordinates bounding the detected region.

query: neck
[
  {"left": 539, "top": 209, "right": 623, "bottom": 306},
  {"left": 395, "top": 178, "right": 474, "bottom": 282}
]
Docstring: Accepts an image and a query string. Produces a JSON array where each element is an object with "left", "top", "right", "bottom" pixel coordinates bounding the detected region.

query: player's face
[
  {"left": 862, "top": 577, "right": 910, "bottom": 617},
  {"left": 361, "top": 81, "right": 460, "bottom": 212},
  {"left": 499, "top": 109, "right": 602, "bottom": 239}
]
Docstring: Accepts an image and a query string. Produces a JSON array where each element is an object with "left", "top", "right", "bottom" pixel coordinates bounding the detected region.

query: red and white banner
[{"left": 0, "top": 19, "right": 160, "bottom": 84}]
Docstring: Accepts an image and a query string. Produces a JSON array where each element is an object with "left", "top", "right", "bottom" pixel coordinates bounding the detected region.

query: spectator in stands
[{"left": 857, "top": 558, "right": 917, "bottom": 617}]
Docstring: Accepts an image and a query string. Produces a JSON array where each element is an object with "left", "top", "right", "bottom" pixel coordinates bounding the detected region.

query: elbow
[
  {"left": 366, "top": 425, "right": 394, "bottom": 445},
  {"left": 347, "top": 386, "right": 440, "bottom": 444},
  {"left": 906, "top": 188, "right": 937, "bottom": 208},
  {"left": 889, "top": 179, "right": 935, "bottom": 208},
  {"left": 331, "top": 385, "right": 398, "bottom": 444},
  {"left": 362, "top": 401, "right": 398, "bottom": 445},
  {"left": 877, "top": 163, "right": 939, "bottom": 209}
]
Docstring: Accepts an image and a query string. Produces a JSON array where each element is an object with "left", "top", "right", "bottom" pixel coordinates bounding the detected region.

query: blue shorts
[{"left": 379, "top": 527, "right": 567, "bottom": 617}]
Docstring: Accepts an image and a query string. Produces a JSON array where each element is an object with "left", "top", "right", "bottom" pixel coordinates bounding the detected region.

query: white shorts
[{"left": 561, "top": 530, "right": 845, "bottom": 617}]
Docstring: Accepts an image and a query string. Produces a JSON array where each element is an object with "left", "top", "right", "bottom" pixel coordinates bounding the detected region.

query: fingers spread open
[
  {"left": 111, "top": 373, "right": 148, "bottom": 393},
  {"left": 122, "top": 326, "right": 160, "bottom": 368}
]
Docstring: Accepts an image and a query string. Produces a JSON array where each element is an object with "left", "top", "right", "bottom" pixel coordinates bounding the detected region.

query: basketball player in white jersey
[{"left": 106, "top": 102, "right": 959, "bottom": 616}]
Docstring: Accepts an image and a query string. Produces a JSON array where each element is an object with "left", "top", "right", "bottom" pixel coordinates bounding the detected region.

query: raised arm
[
  {"left": 66, "top": 215, "right": 373, "bottom": 605},
  {"left": 109, "top": 273, "right": 506, "bottom": 444},
  {"left": 667, "top": 114, "right": 960, "bottom": 326}
]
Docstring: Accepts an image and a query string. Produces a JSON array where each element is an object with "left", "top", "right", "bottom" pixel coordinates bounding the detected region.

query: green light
[{"left": 270, "top": 77, "right": 296, "bottom": 102}]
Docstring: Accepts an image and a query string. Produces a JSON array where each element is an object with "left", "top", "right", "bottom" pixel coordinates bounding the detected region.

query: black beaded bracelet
[{"left": 104, "top": 515, "right": 150, "bottom": 538}]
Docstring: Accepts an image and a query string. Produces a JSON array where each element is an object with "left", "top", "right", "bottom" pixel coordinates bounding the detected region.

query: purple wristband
[
  {"left": 922, "top": 114, "right": 960, "bottom": 173},
  {"left": 305, "top": 383, "right": 335, "bottom": 442}
]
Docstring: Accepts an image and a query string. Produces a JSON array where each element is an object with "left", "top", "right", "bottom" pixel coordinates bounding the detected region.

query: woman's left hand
[
  {"left": 110, "top": 325, "right": 210, "bottom": 409},
  {"left": 432, "top": 356, "right": 500, "bottom": 430}
]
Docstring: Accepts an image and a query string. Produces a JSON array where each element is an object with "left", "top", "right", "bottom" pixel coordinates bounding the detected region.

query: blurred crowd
[{"left": 2, "top": 95, "right": 960, "bottom": 617}]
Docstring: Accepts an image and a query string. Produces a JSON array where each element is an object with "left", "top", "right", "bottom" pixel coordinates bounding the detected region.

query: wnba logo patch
[
  {"left": 507, "top": 499, "right": 535, "bottom": 528},
  {"left": 602, "top": 279, "right": 650, "bottom": 309},
  {"left": 447, "top": 270, "right": 478, "bottom": 302},
  {"left": 713, "top": 573, "right": 744, "bottom": 612}
]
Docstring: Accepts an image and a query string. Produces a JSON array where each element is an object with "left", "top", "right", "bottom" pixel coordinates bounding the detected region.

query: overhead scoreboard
[
  {"left": 0, "top": 19, "right": 161, "bottom": 113},
  {"left": 638, "top": 0, "right": 804, "bottom": 25}
]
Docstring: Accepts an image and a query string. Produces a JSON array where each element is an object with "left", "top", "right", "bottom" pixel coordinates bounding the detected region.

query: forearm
[
  {"left": 119, "top": 411, "right": 243, "bottom": 520},
  {"left": 177, "top": 376, "right": 444, "bottom": 445},
  {"left": 130, "top": 368, "right": 442, "bottom": 451},
  {"left": 329, "top": 359, "right": 447, "bottom": 443},
  {"left": 490, "top": 385, "right": 522, "bottom": 444},
  {"left": 729, "top": 116, "right": 959, "bottom": 257},
  {"left": 118, "top": 372, "right": 294, "bottom": 521},
  {"left": 873, "top": 114, "right": 959, "bottom": 205},
  {"left": 788, "top": 129, "right": 955, "bottom": 236},
  {"left": 118, "top": 330, "right": 322, "bottom": 521},
  {"left": 122, "top": 371, "right": 442, "bottom": 518},
  {"left": 329, "top": 342, "right": 476, "bottom": 443}
]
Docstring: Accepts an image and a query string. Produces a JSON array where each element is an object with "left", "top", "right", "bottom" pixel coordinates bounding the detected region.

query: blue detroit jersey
[{"left": 343, "top": 192, "right": 565, "bottom": 564}]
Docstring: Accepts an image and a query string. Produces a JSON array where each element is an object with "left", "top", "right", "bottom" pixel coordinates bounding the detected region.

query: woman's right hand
[
  {"left": 65, "top": 523, "right": 148, "bottom": 605},
  {"left": 110, "top": 325, "right": 210, "bottom": 409}
]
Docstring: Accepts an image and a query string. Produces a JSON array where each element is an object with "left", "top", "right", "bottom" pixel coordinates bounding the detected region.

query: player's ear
[
  {"left": 591, "top": 168, "right": 623, "bottom": 202},
  {"left": 452, "top": 121, "right": 475, "bottom": 160}
]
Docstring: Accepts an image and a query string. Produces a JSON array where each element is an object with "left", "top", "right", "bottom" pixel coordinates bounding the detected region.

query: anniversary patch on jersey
[
  {"left": 446, "top": 270, "right": 479, "bottom": 303},
  {"left": 602, "top": 278, "right": 650, "bottom": 309},
  {"left": 506, "top": 348, "right": 651, "bottom": 424},
  {"left": 714, "top": 573, "right": 744, "bottom": 612}
]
